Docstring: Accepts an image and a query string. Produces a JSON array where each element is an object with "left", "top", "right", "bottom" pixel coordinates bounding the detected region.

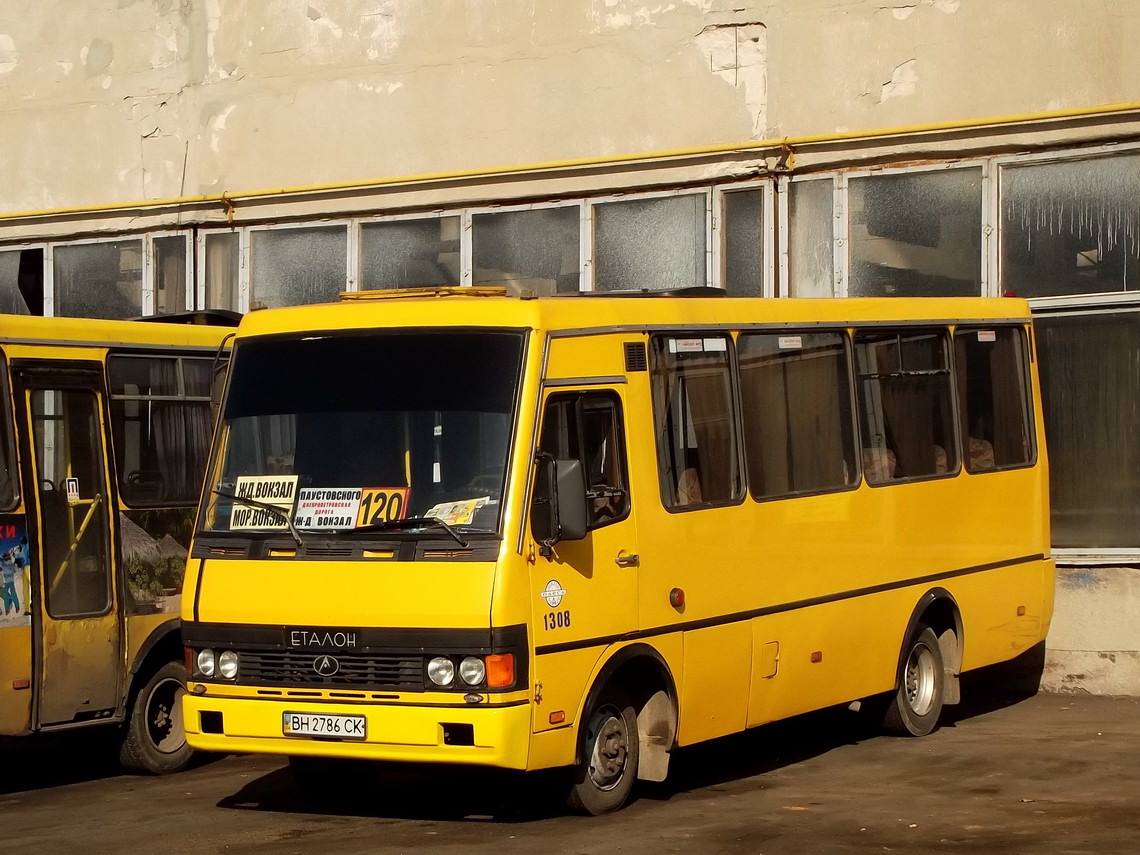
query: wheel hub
[{"left": 588, "top": 712, "right": 628, "bottom": 790}]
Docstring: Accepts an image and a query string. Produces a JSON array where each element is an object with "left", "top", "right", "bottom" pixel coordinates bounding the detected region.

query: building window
[
  {"left": 1035, "top": 310, "right": 1140, "bottom": 549},
  {"left": 739, "top": 331, "right": 856, "bottom": 498},
  {"left": 203, "top": 231, "right": 240, "bottom": 311},
  {"left": 249, "top": 225, "right": 347, "bottom": 309},
  {"left": 722, "top": 188, "right": 765, "bottom": 297},
  {"left": 0, "top": 248, "right": 40, "bottom": 315},
  {"left": 153, "top": 235, "right": 189, "bottom": 314},
  {"left": 361, "top": 217, "right": 460, "bottom": 290},
  {"left": 848, "top": 168, "right": 982, "bottom": 297},
  {"left": 786, "top": 178, "right": 834, "bottom": 297},
  {"left": 54, "top": 239, "right": 144, "bottom": 319},
  {"left": 650, "top": 334, "right": 741, "bottom": 509},
  {"left": 594, "top": 194, "right": 706, "bottom": 291},
  {"left": 473, "top": 207, "right": 580, "bottom": 294},
  {"left": 854, "top": 329, "right": 958, "bottom": 483},
  {"left": 1002, "top": 153, "right": 1140, "bottom": 298}
]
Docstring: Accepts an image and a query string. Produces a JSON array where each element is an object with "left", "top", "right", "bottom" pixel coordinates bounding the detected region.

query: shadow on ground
[
  {"left": 214, "top": 643, "right": 1047, "bottom": 823},
  {"left": 0, "top": 727, "right": 226, "bottom": 794}
]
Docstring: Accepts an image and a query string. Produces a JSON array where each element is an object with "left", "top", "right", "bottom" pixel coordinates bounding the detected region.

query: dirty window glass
[
  {"left": 54, "top": 240, "right": 144, "bottom": 319},
  {"left": 205, "top": 232, "right": 240, "bottom": 312},
  {"left": 787, "top": 178, "right": 834, "bottom": 297},
  {"left": 153, "top": 235, "right": 188, "bottom": 314},
  {"left": 249, "top": 227, "right": 347, "bottom": 309},
  {"left": 723, "top": 189, "right": 764, "bottom": 297},
  {"left": 361, "top": 217, "right": 460, "bottom": 290},
  {"left": 474, "top": 207, "right": 580, "bottom": 294},
  {"left": 849, "top": 169, "right": 982, "bottom": 297},
  {"left": 1035, "top": 311, "right": 1140, "bottom": 548},
  {"left": 1001, "top": 154, "right": 1140, "bottom": 298},
  {"left": 594, "top": 195, "right": 706, "bottom": 291}
]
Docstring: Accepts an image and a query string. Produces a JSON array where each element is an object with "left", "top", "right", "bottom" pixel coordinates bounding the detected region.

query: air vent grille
[{"left": 624, "top": 342, "right": 648, "bottom": 372}]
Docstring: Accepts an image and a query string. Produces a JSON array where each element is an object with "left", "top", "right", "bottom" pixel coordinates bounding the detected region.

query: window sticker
[
  {"left": 703, "top": 338, "right": 728, "bottom": 352},
  {"left": 778, "top": 335, "right": 804, "bottom": 350},
  {"left": 425, "top": 497, "right": 489, "bottom": 526},
  {"left": 355, "top": 488, "right": 410, "bottom": 527},
  {"left": 294, "top": 488, "right": 363, "bottom": 530},
  {"left": 977, "top": 329, "right": 997, "bottom": 343},
  {"left": 668, "top": 338, "right": 705, "bottom": 354},
  {"left": 231, "top": 475, "right": 299, "bottom": 530}
]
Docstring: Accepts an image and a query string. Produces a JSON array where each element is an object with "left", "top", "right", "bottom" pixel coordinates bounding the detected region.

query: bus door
[
  {"left": 14, "top": 365, "right": 122, "bottom": 728},
  {"left": 529, "top": 389, "right": 637, "bottom": 732}
]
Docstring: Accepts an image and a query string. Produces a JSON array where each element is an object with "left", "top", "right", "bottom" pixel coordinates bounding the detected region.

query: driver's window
[{"left": 539, "top": 392, "right": 630, "bottom": 529}]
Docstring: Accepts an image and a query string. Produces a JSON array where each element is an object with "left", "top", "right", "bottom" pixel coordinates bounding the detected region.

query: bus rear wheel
[
  {"left": 882, "top": 625, "right": 945, "bottom": 737},
  {"left": 567, "top": 689, "right": 640, "bottom": 815},
  {"left": 119, "top": 660, "right": 194, "bottom": 774}
]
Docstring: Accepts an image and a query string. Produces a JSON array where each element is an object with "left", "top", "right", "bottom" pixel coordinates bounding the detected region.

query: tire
[
  {"left": 119, "top": 660, "right": 194, "bottom": 774},
  {"left": 566, "top": 689, "right": 640, "bottom": 815},
  {"left": 882, "top": 625, "right": 945, "bottom": 737}
]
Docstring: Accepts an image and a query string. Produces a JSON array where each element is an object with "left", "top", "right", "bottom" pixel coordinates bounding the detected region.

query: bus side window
[
  {"left": 538, "top": 392, "right": 630, "bottom": 529},
  {"left": 649, "top": 335, "right": 742, "bottom": 509},
  {"left": 739, "top": 331, "right": 857, "bottom": 498},
  {"left": 954, "top": 327, "right": 1034, "bottom": 471},
  {"left": 854, "top": 328, "right": 958, "bottom": 483}
]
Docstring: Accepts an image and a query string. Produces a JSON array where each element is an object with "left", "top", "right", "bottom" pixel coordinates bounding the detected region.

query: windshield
[{"left": 202, "top": 330, "right": 525, "bottom": 537}]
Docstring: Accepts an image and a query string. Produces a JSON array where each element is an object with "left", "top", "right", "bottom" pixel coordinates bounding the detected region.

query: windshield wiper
[
  {"left": 347, "top": 516, "right": 469, "bottom": 548},
  {"left": 211, "top": 488, "right": 305, "bottom": 548}
]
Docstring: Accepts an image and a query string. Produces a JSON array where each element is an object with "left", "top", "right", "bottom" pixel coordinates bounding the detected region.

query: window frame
[
  {"left": 853, "top": 325, "right": 962, "bottom": 487},
  {"left": 538, "top": 389, "right": 632, "bottom": 531},
  {"left": 952, "top": 323, "right": 1038, "bottom": 475},
  {"left": 648, "top": 331, "right": 746, "bottom": 513},
  {"left": 738, "top": 327, "right": 861, "bottom": 502}
]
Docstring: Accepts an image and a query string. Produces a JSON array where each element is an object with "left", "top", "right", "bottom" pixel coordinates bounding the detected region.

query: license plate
[{"left": 282, "top": 712, "right": 367, "bottom": 739}]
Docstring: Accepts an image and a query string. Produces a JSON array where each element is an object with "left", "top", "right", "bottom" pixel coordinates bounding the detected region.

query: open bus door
[{"left": 14, "top": 363, "right": 123, "bottom": 728}]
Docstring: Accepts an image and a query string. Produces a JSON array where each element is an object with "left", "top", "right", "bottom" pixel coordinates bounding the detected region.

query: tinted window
[
  {"left": 854, "top": 329, "right": 958, "bottom": 483},
  {"left": 650, "top": 334, "right": 741, "bottom": 508},
  {"left": 739, "top": 331, "right": 857, "bottom": 498},
  {"left": 954, "top": 327, "right": 1034, "bottom": 472}
]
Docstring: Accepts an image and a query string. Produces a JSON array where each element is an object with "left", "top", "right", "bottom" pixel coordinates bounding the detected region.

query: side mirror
[{"left": 531, "top": 456, "right": 588, "bottom": 553}]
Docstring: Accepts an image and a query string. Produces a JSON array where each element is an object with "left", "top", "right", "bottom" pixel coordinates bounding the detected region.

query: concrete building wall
[{"left": 3, "top": 1, "right": 1140, "bottom": 219}]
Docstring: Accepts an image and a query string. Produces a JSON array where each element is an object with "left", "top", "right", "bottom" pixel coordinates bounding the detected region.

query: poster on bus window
[{"left": 0, "top": 515, "right": 32, "bottom": 628}]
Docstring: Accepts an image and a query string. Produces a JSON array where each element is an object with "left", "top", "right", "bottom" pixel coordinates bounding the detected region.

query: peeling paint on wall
[
  {"left": 695, "top": 23, "right": 767, "bottom": 136},
  {"left": 880, "top": 58, "right": 917, "bottom": 102},
  {"left": 0, "top": 34, "right": 16, "bottom": 75}
]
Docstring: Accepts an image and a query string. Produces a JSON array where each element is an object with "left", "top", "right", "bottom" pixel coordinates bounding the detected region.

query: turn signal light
[{"left": 485, "top": 653, "right": 515, "bottom": 688}]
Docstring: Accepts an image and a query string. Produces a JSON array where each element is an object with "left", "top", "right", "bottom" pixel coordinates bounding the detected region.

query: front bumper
[{"left": 183, "top": 692, "right": 533, "bottom": 769}]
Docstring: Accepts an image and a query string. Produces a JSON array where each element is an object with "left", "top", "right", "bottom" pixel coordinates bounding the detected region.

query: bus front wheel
[
  {"left": 882, "top": 624, "right": 945, "bottom": 737},
  {"left": 119, "top": 660, "right": 194, "bottom": 774},
  {"left": 567, "top": 688, "right": 640, "bottom": 815}
]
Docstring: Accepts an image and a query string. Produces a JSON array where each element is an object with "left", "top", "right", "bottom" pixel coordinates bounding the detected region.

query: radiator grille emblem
[{"left": 314, "top": 655, "right": 340, "bottom": 677}]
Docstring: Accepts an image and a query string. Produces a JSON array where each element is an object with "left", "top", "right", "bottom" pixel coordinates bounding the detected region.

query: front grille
[{"left": 237, "top": 649, "right": 423, "bottom": 691}]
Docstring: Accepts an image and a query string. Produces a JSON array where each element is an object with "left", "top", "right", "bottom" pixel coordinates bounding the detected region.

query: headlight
[
  {"left": 427, "top": 656, "right": 455, "bottom": 686},
  {"left": 218, "top": 650, "right": 240, "bottom": 679},
  {"left": 196, "top": 648, "right": 216, "bottom": 678},
  {"left": 459, "top": 656, "right": 486, "bottom": 686}
]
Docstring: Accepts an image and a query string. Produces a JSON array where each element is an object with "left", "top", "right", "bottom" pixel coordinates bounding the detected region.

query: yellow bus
[
  {"left": 183, "top": 288, "right": 1052, "bottom": 813},
  {"left": 0, "top": 311, "right": 236, "bottom": 773}
]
